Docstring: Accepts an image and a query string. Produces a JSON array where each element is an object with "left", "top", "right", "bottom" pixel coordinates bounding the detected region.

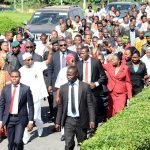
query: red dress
[{"left": 103, "top": 63, "right": 132, "bottom": 118}]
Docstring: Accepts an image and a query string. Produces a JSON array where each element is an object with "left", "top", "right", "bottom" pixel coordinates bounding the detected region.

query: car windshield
[
  {"left": 30, "top": 12, "right": 67, "bottom": 25},
  {"left": 108, "top": 4, "right": 131, "bottom": 11}
]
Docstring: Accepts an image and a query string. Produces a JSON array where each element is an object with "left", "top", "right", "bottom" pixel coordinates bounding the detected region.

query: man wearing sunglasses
[
  {"left": 47, "top": 39, "right": 79, "bottom": 121},
  {"left": 19, "top": 47, "right": 52, "bottom": 144},
  {"left": 18, "top": 41, "right": 43, "bottom": 66}
]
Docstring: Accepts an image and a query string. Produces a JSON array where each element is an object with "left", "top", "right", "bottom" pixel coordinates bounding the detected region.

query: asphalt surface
[{"left": 1, "top": 100, "right": 80, "bottom": 150}]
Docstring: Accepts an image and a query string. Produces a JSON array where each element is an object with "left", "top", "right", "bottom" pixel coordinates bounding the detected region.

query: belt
[
  {"left": 67, "top": 116, "right": 80, "bottom": 120},
  {"left": 10, "top": 114, "right": 18, "bottom": 117}
]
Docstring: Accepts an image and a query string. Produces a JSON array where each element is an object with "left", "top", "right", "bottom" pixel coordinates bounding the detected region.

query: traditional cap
[
  {"left": 122, "top": 36, "right": 130, "bottom": 44},
  {"left": 113, "top": 18, "right": 118, "bottom": 22},
  {"left": 146, "top": 47, "right": 150, "bottom": 51},
  {"left": 66, "top": 54, "right": 75, "bottom": 63},
  {"left": 145, "top": 32, "right": 150, "bottom": 37},
  {"left": 51, "top": 38, "right": 58, "bottom": 45},
  {"left": 22, "top": 52, "right": 32, "bottom": 60},
  {"left": 11, "top": 41, "right": 20, "bottom": 48}
]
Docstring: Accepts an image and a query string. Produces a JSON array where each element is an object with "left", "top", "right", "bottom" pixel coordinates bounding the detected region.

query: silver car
[
  {"left": 106, "top": 2, "right": 140, "bottom": 17},
  {"left": 27, "top": 5, "right": 84, "bottom": 41}
]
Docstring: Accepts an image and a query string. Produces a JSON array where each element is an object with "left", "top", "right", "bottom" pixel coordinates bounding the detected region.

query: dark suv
[{"left": 27, "top": 5, "right": 84, "bottom": 41}]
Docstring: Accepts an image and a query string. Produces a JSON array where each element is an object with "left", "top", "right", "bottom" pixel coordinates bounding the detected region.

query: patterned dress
[{"left": 0, "top": 70, "right": 10, "bottom": 138}]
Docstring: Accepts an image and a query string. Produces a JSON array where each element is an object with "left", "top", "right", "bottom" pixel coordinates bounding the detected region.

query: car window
[
  {"left": 69, "top": 9, "right": 83, "bottom": 21},
  {"left": 68, "top": 11, "right": 75, "bottom": 20},
  {"left": 77, "top": 8, "right": 84, "bottom": 19},
  {"left": 30, "top": 12, "right": 67, "bottom": 25},
  {"left": 108, "top": 4, "right": 131, "bottom": 11}
]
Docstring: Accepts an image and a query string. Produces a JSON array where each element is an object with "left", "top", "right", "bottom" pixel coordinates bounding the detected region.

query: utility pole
[
  {"left": 83, "top": 0, "right": 86, "bottom": 9},
  {"left": 60, "top": 0, "right": 63, "bottom": 5},
  {"left": 14, "top": 0, "right": 16, "bottom": 9},
  {"left": 21, "top": 0, "right": 23, "bottom": 13}
]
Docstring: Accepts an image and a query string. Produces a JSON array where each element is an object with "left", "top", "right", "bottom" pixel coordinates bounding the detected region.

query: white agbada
[
  {"left": 20, "top": 61, "right": 48, "bottom": 143},
  {"left": 19, "top": 61, "right": 48, "bottom": 102}
]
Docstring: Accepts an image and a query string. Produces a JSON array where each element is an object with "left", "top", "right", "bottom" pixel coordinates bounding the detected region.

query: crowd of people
[{"left": 0, "top": 2, "right": 150, "bottom": 150}]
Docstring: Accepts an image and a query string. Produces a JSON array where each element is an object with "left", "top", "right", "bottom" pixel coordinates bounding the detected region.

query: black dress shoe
[{"left": 61, "top": 135, "right": 65, "bottom": 141}]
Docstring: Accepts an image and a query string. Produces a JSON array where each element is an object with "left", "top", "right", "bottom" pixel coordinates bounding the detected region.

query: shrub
[
  {"left": 81, "top": 87, "right": 150, "bottom": 150},
  {"left": 0, "top": 11, "right": 32, "bottom": 35},
  {"left": 0, "top": 16, "right": 17, "bottom": 35}
]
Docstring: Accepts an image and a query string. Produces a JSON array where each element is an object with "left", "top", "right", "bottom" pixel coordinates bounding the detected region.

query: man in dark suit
[
  {"left": 0, "top": 70, "right": 34, "bottom": 150},
  {"left": 47, "top": 39, "right": 79, "bottom": 119},
  {"left": 55, "top": 66, "right": 95, "bottom": 150},
  {"left": 18, "top": 41, "right": 43, "bottom": 66},
  {"left": 124, "top": 23, "right": 138, "bottom": 46},
  {"left": 76, "top": 46, "right": 108, "bottom": 126}
]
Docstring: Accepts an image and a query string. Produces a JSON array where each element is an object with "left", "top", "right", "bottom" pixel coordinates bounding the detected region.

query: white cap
[
  {"left": 113, "top": 18, "right": 118, "bottom": 22},
  {"left": 22, "top": 52, "right": 32, "bottom": 60}
]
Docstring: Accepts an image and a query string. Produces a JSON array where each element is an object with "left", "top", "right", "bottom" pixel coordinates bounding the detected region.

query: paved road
[{"left": 1, "top": 100, "right": 80, "bottom": 150}]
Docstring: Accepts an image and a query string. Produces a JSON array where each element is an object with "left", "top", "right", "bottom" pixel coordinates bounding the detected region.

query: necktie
[
  {"left": 85, "top": 61, "right": 88, "bottom": 83},
  {"left": 62, "top": 52, "right": 66, "bottom": 68},
  {"left": 71, "top": 84, "right": 76, "bottom": 114},
  {"left": 9, "top": 85, "right": 17, "bottom": 113}
]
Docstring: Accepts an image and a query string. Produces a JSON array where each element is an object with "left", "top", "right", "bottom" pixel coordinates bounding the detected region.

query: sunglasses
[
  {"left": 26, "top": 46, "right": 33, "bottom": 49},
  {"left": 26, "top": 58, "right": 33, "bottom": 61},
  {"left": 60, "top": 44, "right": 67, "bottom": 47},
  {"left": 12, "top": 46, "right": 19, "bottom": 48}
]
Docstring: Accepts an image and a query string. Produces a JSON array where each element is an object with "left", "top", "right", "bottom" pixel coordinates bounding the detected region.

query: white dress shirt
[
  {"left": 83, "top": 57, "right": 91, "bottom": 83},
  {"left": 141, "top": 55, "right": 150, "bottom": 75},
  {"left": 67, "top": 79, "right": 79, "bottom": 117},
  {"left": 34, "top": 41, "right": 49, "bottom": 57},
  {"left": 10, "top": 84, "right": 20, "bottom": 114},
  {"left": 55, "top": 67, "right": 68, "bottom": 88},
  {"left": 130, "top": 30, "right": 136, "bottom": 46}
]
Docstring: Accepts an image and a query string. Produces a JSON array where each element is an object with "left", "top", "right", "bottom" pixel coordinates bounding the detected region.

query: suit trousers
[
  {"left": 6, "top": 115, "right": 25, "bottom": 150},
  {"left": 92, "top": 94, "right": 108, "bottom": 128},
  {"left": 64, "top": 116, "right": 87, "bottom": 150}
]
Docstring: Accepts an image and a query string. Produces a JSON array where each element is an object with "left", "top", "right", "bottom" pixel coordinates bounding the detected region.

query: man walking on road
[
  {"left": 55, "top": 66, "right": 95, "bottom": 150},
  {"left": 0, "top": 70, "right": 34, "bottom": 150}
]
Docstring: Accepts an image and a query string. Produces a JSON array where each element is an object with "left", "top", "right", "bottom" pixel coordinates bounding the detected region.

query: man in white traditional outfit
[{"left": 19, "top": 49, "right": 52, "bottom": 144}]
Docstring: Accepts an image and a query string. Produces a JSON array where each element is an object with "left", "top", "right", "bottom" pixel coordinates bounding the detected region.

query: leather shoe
[{"left": 61, "top": 135, "right": 65, "bottom": 141}]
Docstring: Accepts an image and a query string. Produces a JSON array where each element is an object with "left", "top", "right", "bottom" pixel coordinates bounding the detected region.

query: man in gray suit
[
  {"left": 0, "top": 70, "right": 34, "bottom": 150},
  {"left": 55, "top": 66, "right": 95, "bottom": 150}
]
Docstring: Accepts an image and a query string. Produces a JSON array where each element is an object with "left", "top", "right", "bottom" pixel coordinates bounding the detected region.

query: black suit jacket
[
  {"left": 0, "top": 83, "right": 34, "bottom": 126},
  {"left": 127, "top": 61, "right": 147, "bottom": 95},
  {"left": 47, "top": 49, "right": 79, "bottom": 90},
  {"left": 76, "top": 57, "right": 108, "bottom": 96},
  {"left": 56, "top": 81, "right": 95, "bottom": 129},
  {"left": 124, "top": 29, "right": 138, "bottom": 39}
]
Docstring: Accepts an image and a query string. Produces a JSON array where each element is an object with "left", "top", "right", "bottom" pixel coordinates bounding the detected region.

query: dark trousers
[
  {"left": 6, "top": 116, "right": 25, "bottom": 150},
  {"left": 64, "top": 117, "right": 87, "bottom": 150},
  {"left": 47, "top": 94, "right": 54, "bottom": 116},
  {"left": 92, "top": 94, "right": 108, "bottom": 128}
]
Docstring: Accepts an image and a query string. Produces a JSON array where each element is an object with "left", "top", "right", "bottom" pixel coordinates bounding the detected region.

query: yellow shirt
[{"left": 134, "top": 38, "right": 147, "bottom": 52}]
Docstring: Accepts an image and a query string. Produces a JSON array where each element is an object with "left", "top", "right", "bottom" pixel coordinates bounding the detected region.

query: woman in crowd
[
  {"left": 103, "top": 52, "right": 132, "bottom": 118},
  {"left": 66, "top": 18, "right": 74, "bottom": 35},
  {"left": 91, "top": 36, "right": 101, "bottom": 59},
  {"left": 127, "top": 51, "right": 149, "bottom": 96},
  {"left": 0, "top": 58, "right": 11, "bottom": 142}
]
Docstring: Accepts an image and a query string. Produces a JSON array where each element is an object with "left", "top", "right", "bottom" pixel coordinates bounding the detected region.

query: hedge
[
  {"left": 0, "top": 11, "right": 32, "bottom": 35},
  {"left": 81, "top": 87, "right": 150, "bottom": 150}
]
